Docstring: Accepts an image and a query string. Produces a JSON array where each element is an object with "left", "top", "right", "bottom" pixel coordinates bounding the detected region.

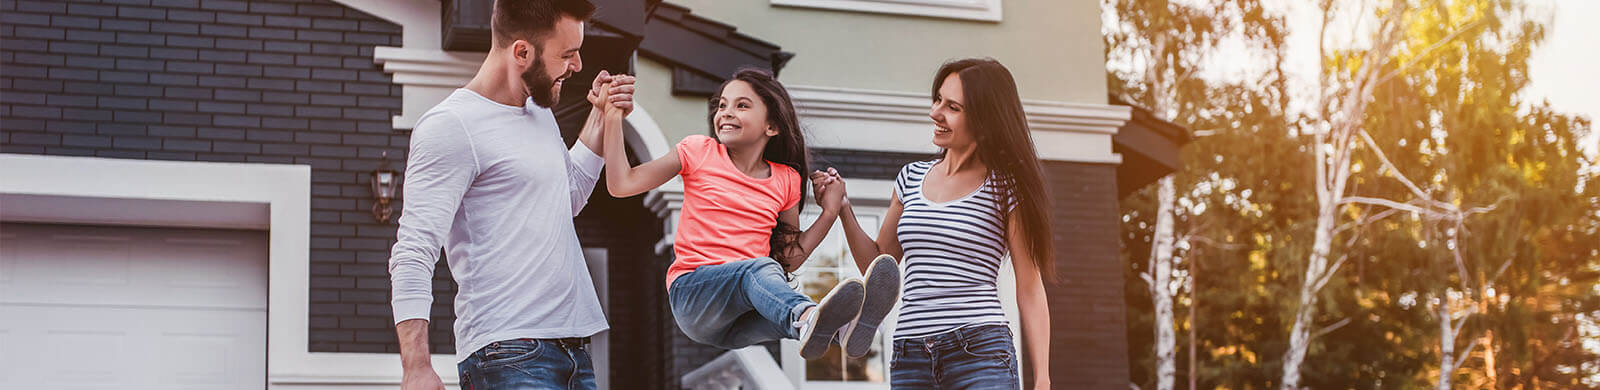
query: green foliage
[{"left": 1107, "top": 0, "right": 1600, "bottom": 387}]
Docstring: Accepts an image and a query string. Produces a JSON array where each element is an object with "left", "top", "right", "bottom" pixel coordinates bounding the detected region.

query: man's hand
[
  {"left": 401, "top": 368, "right": 445, "bottom": 390},
  {"left": 587, "top": 71, "right": 636, "bottom": 116},
  {"left": 396, "top": 319, "right": 443, "bottom": 390}
]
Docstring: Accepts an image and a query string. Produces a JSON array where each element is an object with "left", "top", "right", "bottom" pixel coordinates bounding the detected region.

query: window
[{"left": 784, "top": 209, "right": 895, "bottom": 386}]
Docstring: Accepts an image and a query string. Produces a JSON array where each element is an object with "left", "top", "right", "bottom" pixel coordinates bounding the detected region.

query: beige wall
[
  {"left": 635, "top": 58, "right": 718, "bottom": 144},
  {"left": 663, "top": 0, "right": 1107, "bottom": 104}
]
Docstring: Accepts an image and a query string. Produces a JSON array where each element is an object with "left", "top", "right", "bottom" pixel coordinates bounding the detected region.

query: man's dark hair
[{"left": 491, "top": 0, "right": 596, "bottom": 48}]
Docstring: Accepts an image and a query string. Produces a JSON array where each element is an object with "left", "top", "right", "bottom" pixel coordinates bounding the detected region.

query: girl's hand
[
  {"left": 587, "top": 70, "right": 614, "bottom": 110},
  {"left": 818, "top": 169, "right": 847, "bottom": 213},
  {"left": 810, "top": 170, "right": 834, "bottom": 207}
]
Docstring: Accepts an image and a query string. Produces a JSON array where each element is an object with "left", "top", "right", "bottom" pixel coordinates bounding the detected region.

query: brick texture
[
  {"left": 1042, "top": 161, "right": 1131, "bottom": 388},
  {"left": 0, "top": 0, "right": 439, "bottom": 354}
]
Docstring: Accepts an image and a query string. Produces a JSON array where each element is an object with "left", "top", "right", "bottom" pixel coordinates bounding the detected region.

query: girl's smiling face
[{"left": 713, "top": 80, "right": 778, "bottom": 148}]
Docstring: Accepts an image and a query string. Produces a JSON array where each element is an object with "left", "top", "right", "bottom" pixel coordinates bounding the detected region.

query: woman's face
[
  {"left": 930, "top": 73, "right": 974, "bottom": 150},
  {"left": 713, "top": 80, "right": 776, "bottom": 147}
]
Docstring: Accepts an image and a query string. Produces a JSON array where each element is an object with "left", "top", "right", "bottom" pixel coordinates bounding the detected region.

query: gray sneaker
[
  {"left": 799, "top": 278, "right": 865, "bottom": 360},
  {"left": 842, "top": 254, "right": 901, "bottom": 358}
]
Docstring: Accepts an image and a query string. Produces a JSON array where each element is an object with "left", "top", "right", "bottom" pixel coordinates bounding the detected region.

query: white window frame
[
  {"left": 770, "top": 0, "right": 1003, "bottom": 22},
  {"left": 784, "top": 206, "right": 894, "bottom": 387}
]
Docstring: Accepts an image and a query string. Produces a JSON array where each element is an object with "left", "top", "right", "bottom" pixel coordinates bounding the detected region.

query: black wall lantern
[{"left": 371, "top": 152, "right": 399, "bottom": 223}]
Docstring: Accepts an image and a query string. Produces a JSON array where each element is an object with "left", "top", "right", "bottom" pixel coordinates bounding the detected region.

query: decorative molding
[
  {"left": 371, "top": 47, "right": 484, "bottom": 129},
  {"left": 373, "top": 47, "right": 483, "bottom": 88},
  {"left": 787, "top": 85, "right": 1130, "bottom": 164},
  {"left": 771, "top": 0, "right": 1002, "bottom": 22}
]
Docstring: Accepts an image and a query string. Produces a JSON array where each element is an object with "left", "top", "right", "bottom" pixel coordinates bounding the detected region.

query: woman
[{"left": 819, "top": 58, "right": 1053, "bottom": 389}]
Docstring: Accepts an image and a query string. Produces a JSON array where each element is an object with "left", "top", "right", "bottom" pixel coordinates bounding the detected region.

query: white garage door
[{"left": 0, "top": 223, "right": 268, "bottom": 389}]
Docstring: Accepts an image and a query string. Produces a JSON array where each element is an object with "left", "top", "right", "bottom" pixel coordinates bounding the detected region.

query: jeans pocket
[
  {"left": 960, "top": 332, "right": 1014, "bottom": 365},
  {"left": 480, "top": 340, "right": 544, "bottom": 368}
]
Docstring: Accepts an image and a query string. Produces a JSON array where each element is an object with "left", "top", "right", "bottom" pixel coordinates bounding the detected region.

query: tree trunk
[
  {"left": 1150, "top": 176, "right": 1178, "bottom": 390},
  {"left": 1437, "top": 294, "right": 1455, "bottom": 390}
]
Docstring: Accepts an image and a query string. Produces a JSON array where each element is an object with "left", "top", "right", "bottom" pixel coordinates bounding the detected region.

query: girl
[
  {"left": 818, "top": 58, "right": 1054, "bottom": 389},
  {"left": 594, "top": 68, "right": 900, "bottom": 359}
]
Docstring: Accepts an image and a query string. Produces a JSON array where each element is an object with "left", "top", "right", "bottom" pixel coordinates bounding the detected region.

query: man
[{"left": 386, "top": 0, "right": 636, "bottom": 389}]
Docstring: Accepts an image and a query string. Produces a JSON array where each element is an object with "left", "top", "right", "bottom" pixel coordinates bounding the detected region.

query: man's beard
[{"left": 521, "top": 57, "right": 571, "bottom": 108}]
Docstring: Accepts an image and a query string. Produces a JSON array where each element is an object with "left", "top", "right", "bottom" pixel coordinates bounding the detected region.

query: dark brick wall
[
  {"left": 1042, "top": 160, "right": 1131, "bottom": 388},
  {"left": 573, "top": 181, "right": 670, "bottom": 390},
  {"left": 0, "top": 0, "right": 445, "bottom": 353},
  {"left": 812, "top": 147, "right": 932, "bottom": 181}
]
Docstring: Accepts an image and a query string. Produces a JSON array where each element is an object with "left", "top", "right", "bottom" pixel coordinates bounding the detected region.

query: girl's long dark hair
[
  {"left": 933, "top": 58, "right": 1056, "bottom": 281},
  {"left": 707, "top": 68, "right": 809, "bottom": 269}
]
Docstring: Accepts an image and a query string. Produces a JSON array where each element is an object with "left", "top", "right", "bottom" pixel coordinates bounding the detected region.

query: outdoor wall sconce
[{"left": 371, "top": 152, "right": 399, "bottom": 223}]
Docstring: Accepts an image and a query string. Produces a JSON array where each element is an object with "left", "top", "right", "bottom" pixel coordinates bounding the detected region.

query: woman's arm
[
  {"left": 824, "top": 169, "right": 904, "bottom": 274},
  {"left": 1008, "top": 213, "right": 1051, "bottom": 389},
  {"left": 598, "top": 83, "right": 680, "bottom": 198}
]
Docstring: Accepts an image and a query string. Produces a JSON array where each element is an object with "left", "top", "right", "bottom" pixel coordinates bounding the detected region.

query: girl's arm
[
  {"left": 1007, "top": 213, "right": 1051, "bottom": 389},
  {"left": 599, "top": 83, "right": 680, "bottom": 198},
  {"left": 775, "top": 176, "right": 845, "bottom": 273},
  {"left": 825, "top": 169, "right": 904, "bottom": 274}
]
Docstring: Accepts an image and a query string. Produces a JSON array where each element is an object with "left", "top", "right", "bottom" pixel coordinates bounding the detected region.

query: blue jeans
[
  {"left": 457, "top": 338, "right": 596, "bottom": 390},
  {"left": 891, "top": 324, "right": 1020, "bottom": 389},
  {"left": 669, "top": 257, "right": 816, "bottom": 349}
]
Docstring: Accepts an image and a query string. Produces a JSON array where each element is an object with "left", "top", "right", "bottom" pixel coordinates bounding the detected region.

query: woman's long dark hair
[
  {"left": 933, "top": 58, "right": 1056, "bottom": 281},
  {"left": 707, "top": 68, "right": 810, "bottom": 269}
]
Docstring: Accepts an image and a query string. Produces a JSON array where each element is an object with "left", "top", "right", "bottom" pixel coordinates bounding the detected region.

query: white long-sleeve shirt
[{"left": 388, "top": 88, "right": 607, "bottom": 362}]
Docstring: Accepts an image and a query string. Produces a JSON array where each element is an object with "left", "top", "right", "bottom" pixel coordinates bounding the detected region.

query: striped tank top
[{"left": 892, "top": 160, "right": 1015, "bottom": 340}]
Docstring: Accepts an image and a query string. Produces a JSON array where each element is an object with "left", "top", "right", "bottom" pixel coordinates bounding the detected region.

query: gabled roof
[{"left": 640, "top": 2, "right": 794, "bottom": 96}]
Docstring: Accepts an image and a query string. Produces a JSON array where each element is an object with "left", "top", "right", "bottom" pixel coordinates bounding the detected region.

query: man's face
[{"left": 519, "top": 15, "right": 585, "bottom": 108}]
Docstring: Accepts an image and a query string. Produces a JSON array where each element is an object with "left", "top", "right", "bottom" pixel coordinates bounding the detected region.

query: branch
[
  {"left": 1314, "top": 253, "right": 1351, "bottom": 293},
  {"left": 1449, "top": 338, "right": 1482, "bottom": 374},
  {"left": 1339, "top": 196, "right": 1453, "bottom": 217},
  {"left": 1334, "top": 206, "right": 1405, "bottom": 235},
  {"left": 1372, "top": 18, "right": 1488, "bottom": 88},
  {"left": 1187, "top": 235, "right": 1248, "bottom": 251},
  {"left": 1356, "top": 129, "right": 1456, "bottom": 211},
  {"left": 1451, "top": 241, "right": 1471, "bottom": 291},
  {"left": 1313, "top": 317, "right": 1353, "bottom": 340},
  {"left": 1489, "top": 257, "right": 1515, "bottom": 283}
]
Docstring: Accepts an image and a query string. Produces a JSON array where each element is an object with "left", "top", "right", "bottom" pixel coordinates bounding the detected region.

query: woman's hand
[{"left": 810, "top": 168, "right": 846, "bottom": 212}]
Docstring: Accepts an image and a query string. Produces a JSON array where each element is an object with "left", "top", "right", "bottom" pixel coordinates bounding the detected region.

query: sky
[{"left": 1523, "top": 0, "right": 1600, "bottom": 159}]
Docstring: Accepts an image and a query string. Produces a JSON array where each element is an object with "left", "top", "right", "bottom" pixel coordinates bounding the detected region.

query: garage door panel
[
  {"left": 19, "top": 235, "right": 134, "bottom": 287},
  {"left": 150, "top": 238, "right": 269, "bottom": 301},
  {"left": 0, "top": 225, "right": 266, "bottom": 309},
  {"left": 0, "top": 223, "right": 267, "bottom": 389}
]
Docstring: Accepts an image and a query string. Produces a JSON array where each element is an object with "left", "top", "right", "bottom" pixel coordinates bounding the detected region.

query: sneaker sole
[
  {"left": 800, "top": 279, "right": 865, "bottom": 360},
  {"left": 843, "top": 254, "right": 901, "bottom": 358}
]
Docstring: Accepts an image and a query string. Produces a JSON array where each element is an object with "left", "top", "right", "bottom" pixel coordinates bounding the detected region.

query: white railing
[{"left": 681, "top": 346, "right": 795, "bottom": 390}]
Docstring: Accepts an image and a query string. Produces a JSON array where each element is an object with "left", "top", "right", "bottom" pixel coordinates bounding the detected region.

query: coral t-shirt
[{"left": 666, "top": 135, "right": 802, "bottom": 288}]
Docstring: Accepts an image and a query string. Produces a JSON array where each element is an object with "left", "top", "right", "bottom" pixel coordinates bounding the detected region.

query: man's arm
[
  {"left": 397, "top": 319, "right": 443, "bottom": 390},
  {"left": 388, "top": 111, "right": 475, "bottom": 390},
  {"left": 567, "top": 71, "right": 636, "bottom": 216}
]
